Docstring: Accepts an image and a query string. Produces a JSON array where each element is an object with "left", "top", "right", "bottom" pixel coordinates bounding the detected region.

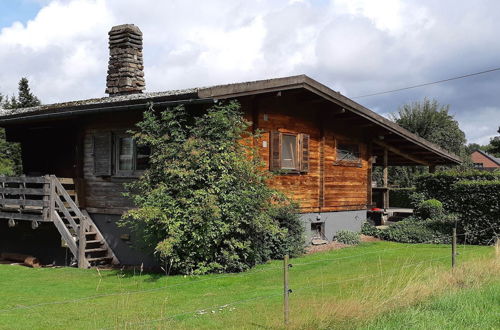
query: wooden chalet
[{"left": 0, "top": 25, "right": 461, "bottom": 268}]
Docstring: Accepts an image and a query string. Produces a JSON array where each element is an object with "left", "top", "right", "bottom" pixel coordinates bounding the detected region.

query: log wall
[{"left": 78, "top": 93, "right": 370, "bottom": 215}]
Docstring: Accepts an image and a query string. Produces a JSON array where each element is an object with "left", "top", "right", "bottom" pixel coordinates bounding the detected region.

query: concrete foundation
[
  {"left": 89, "top": 213, "right": 157, "bottom": 268},
  {"left": 301, "top": 210, "right": 366, "bottom": 243}
]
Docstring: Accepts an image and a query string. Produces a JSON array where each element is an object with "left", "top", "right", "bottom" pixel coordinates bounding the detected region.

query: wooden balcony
[
  {"left": 0, "top": 175, "right": 78, "bottom": 222},
  {"left": 0, "top": 175, "right": 118, "bottom": 268}
]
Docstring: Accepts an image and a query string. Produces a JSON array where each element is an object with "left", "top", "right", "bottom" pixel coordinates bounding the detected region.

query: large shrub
[
  {"left": 378, "top": 215, "right": 455, "bottom": 244},
  {"left": 415, "top": 171, "right": 500, "bottom": 244},
  {"left": 122, "top": 101, "right": 304, "bottom": 274},
  {"left": 415, "top": 170, "right": 500, "bottom": 209},
  {"left": 451, "top": 180, "right": 500, "bottom": 245}
]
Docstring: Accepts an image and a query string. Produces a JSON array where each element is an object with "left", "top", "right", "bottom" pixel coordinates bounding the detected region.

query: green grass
[
  {"left": 0, "top": 242, "right": 496, "bottom": 329},
  {"left": 360, "top": 280, "right": 500, "bottom": 329}
]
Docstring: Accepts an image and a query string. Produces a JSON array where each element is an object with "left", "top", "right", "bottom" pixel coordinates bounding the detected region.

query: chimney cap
[{"left": 108, "top": 24, "right": 143, "bottom": 36}]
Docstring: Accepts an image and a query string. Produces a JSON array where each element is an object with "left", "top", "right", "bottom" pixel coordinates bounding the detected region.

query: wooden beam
[
  {"left": 374, "top": 140, "right": 430, "bottom": 166},
  {"left": 383, "top": 148, "right": 389, "bottom": 210}
]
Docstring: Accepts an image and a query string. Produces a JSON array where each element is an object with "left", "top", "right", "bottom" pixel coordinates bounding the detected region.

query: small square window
[
  {"left": 115, "top": 133, "right": 150, "bottom": 176},
  {"left": 337, "top": 143, "right": 360, "bottom": 162},
  {"left": 270, "top": 131, "right": 310, "bottom": 173}
]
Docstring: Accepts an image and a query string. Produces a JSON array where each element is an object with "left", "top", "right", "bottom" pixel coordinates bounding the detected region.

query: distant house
[
  {"left": 0, "top": 24, "right": 461, "bottom": 268},
  {"left": 470, "top": 149, "right": 500, "bottom": 171}
]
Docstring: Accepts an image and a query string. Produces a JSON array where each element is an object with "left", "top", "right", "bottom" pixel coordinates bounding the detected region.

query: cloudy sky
[{"left": 0, "top": 0, "right": 499, "bottom": 144}]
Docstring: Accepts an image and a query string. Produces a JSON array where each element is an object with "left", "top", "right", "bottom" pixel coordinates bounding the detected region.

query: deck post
[
  {"left": 383, "top": 147, "right": 389, "bottom": 210},
  {"left": 78, "top": 217, "right": 87, "bottom": 269},
  {"left": 48, "top": 175, "right": 56, "bottom": 222}
]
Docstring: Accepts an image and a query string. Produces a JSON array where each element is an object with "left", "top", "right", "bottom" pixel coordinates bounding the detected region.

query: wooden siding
[
  {"left": 244, "top": 94, "right": 370, "bottom": 214},
  {"left": 81, "top": 113, "right": 141, "bottom": 215},
  {"left": 78, "top": 93, "right": 370, "bottom": 215}
]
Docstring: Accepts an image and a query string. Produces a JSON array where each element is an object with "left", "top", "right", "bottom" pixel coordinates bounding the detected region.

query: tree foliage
[
  {"left": 3, "top": 77, "right": 41, "bottom": 109},
  {"left": 486, "top": 126, "right": 500, "bottom": 157},
  {"left": 376, "top": 98, "right": 467, "bottom": 187},
  {"left": 121, "top": 101, "right": 304, "bottom": 275},
  {"left": 391, "top": 98, "right": 466, "bottom": 156}
]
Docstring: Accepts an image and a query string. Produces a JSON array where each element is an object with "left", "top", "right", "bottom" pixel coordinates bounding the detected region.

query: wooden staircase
[
  {"left": 0, "top": 175, "right": 119, "bottom": 268},
  {"left": 50, "top": 176, "right": 119, "bottom": 268}
]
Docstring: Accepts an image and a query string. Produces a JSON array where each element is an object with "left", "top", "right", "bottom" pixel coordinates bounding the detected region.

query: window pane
[
  {"left": 118, "top": 137, "right": 133, "bottom": 170},
  {"left": 281, "top": 134, "right": 297, "bottom": 169},
  {"left": 136, "top": 145, "right": 150, "bottom": 171},
  {"left": 337, "top": 144, "right": 360, "bottom": 161}
]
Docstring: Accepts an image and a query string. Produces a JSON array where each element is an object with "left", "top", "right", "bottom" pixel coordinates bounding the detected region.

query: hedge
[
  {"left": 389, "top": 188, "right": 415, "bottom": 208},
  {"left": 451, "top": 180, "right": 500, "bottom": 245},
  {"left": 415, "top": 169, "right": 500, "bottom": 210}
]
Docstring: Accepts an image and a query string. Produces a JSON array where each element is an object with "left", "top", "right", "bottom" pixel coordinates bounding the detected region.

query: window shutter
[
  {"left": 270, "top": 131, "right": 281, "bottom": 171},
  {"left": 299, "top": 133, "right": 310, "bottom": 173},
  {"left": 93, "top": 132, "right": 112, "bottom": 176}
]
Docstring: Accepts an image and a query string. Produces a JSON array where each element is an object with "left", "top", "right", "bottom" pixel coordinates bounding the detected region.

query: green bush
[
  {"left": 266, "top": 202, "right": 305, "bottom": 258},
  {"left": 122, "top": 101, "right": 305, "bottom": 274},
  {"left": 415, "top": 199, "right": 444, "bottom": 219},
  {"left": 409, "top": 192, "right": 426, "bottom": 209},
  {"left": 389, "top": 188, "right": 415, "bottom": 208},
  {"left": 335, "top": 230, "right": 360, "bottom": 245},
  {"left": 415, "top": 171, "right": 500, "bottom": 245},
  {"left": 415, "top": 169, "right": 500, "bottom": 209},
  {"left": 361, "top": 221, "right": 380, "bottom": 237},
  {"left": 451, "top": 180, "right": 500, "bottom": 245},
  {"left": 378, "top": 216, "right": 455, "bottom": 244}
]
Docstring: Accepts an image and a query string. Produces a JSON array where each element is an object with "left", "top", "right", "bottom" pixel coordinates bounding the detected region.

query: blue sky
[
  {"left": 0, "top": 1, "right": 42, "bottom": 29},
  {"left": 0, "top": 0, "right": 499, "bottom": 145}
]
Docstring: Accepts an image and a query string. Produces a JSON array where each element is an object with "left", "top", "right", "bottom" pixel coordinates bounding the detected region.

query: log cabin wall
[
  {"left": 77, "top": 94, "right": 369, "bottom": 216},
  {"left": 81, "top": 111, "right": 142, "bottom": 215},
  {"left": 240, "top": 92, "right": 370, "bottom": 214}
]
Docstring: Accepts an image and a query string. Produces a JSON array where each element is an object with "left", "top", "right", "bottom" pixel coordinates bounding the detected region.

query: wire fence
[{"left": 0, "top": 226, "right": 498, "bottom": 329}]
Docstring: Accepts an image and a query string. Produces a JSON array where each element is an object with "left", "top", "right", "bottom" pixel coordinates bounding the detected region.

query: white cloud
[{"left": 0, "top": 0, "right": 499, "bottom": 144}]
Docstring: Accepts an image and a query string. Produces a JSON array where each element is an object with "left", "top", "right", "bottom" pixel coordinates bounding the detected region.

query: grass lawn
[
  {"left": 360, "top": 279, "right": 500, "bottom": 330},
  {"left": 0, "top": 241, "right": 497, "bottom": 329}
]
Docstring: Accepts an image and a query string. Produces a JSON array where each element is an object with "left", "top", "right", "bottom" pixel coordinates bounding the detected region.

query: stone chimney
[{"left": 105, "top": 24, "right": 145, "bottom": 96}]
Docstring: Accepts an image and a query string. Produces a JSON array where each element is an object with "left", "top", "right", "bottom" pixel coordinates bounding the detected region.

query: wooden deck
[{"left": 0, "top": 175, "right": 118, "bottom": 268}]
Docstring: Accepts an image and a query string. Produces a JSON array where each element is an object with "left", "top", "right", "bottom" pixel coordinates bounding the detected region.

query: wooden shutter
[
  {"left": 93, "top": 132, "right": 112, "bottom": 176},
  {"left": 299, "top": 133, "right": 310, "bottom": 173},
  {"left": 270, "top": 131, "right": 281, "bottom": 171}
]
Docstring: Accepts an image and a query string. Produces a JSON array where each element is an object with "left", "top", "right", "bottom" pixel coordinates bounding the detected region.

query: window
[
  {"left": 281, "top": 134, "right": 298, "bottom": 169},
  {"left": 115, "top": 134, "right": 150, "bottom": 176},
  {"left": 336, "top": 143, "right": 360, "bottom": 161},
  {"left": 93, "top": 131, "right": 150, "bottom": 177},
  {"left": 270, "top": 131, "right": 309, "bottom": 173},
  {"left": 473, "top": 163, "right": 484, "bottom": 168}
]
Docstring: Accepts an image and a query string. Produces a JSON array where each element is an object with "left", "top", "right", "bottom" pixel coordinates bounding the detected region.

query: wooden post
[
  {"left": 283, "top": 254, "right": 290, "bottom": 326},
  {"left": 495, "top": 236, "right": 499, "bottom": 258},
  {"left": 452, "top": 228, "right": 457, "bottom": 268},
  {"left": 48, "top": 175, "right": 56, "bottom": 222},
  {"left": 78, "top": 218, "right": 86, "bottom": 269},
  {"left": 383, "top": 148, "right": 389, "bottom": 210}
]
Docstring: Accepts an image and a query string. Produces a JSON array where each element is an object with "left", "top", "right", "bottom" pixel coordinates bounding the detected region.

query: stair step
[
  {"left": 86, "top": 240, "right": 102, "bottom": 244},
  {"left": 87, "top": 256, "right": 113, "bottom": 262},
  {"left": 85, "top": 248, "right": 108, "bottom": 253},
  {"left": 85, "top": 231, "right": 98, "bottom": 236}
]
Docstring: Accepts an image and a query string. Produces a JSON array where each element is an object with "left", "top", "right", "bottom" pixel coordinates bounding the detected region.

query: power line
[{"left": 352, "top": 66, "right": 500, "bottom": 98}]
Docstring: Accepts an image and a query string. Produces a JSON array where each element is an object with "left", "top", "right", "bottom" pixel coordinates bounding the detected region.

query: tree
[
  {"left": 121, "top": 101, "right": 304, "bottom": 275},
  {"left": 486, "top": 126, "right": 500, "bottom": 157},
  {"left": 0, "top": 78, "right": 39, "bottom": 174},
  {"left": 4, "top": 77, "right": 41, "bottom": 109},
  {"left": 391, "top": 98, "right": 466, "bottom": 156},
  {"left": 377, "top": 98, "right": 467, "bottom": 187}
]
